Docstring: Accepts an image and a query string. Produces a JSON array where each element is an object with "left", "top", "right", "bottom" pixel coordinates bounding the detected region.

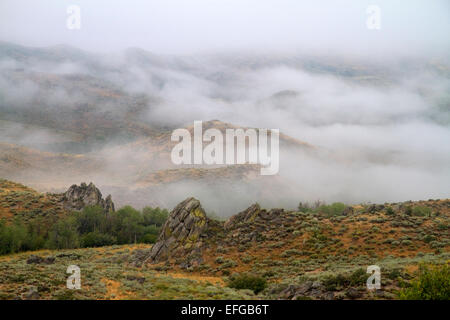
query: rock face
[
  {"left": 139, "top": 197, "right": 212, "bottom": 266},
  {"left": 224, "top": 203, "right": 261, "bottom": 229},
  {"left": 60, "top": 182, "right": 115, "bottom": 213},
  {"left": 221, "top": 204, "right": 290, "bottom": 247},
  {"left": 224, "top": 204, "right": 287, "bottom": 230}
]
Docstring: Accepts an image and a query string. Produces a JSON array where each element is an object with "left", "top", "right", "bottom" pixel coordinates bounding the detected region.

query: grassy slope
[{"left": 0, "top": 179, "right": 68, "bottom": 224}]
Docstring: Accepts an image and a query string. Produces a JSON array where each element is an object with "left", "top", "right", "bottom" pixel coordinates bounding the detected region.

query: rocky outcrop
[
  {"left": 224, "top": 203, "right": 261, "bottom": 229},
  {"left": 26, "top": 254, "right": 55, "bottom": 265},
  {"left": 136, "top": 197, "right": 215, "bottom": 267},
  {"left": 224, "top": 204, "right": 287, "bottom": 230},
  {"left": 59, "top": 182, "right": 115, "bottom": 213},
  {"left": 130, "top": 199, "right": 293, "bottom": 267},
  {"left": 221, "top": 205, "right": 290, "bottom": 247}
]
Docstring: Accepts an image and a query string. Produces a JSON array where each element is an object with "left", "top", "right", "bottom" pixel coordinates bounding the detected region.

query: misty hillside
[{"left": 1, "top": 41, "right": 449, "bottom": 215}]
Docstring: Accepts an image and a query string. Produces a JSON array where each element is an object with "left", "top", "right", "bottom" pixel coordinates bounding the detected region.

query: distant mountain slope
[
  {"left": 0, "top": 68, "right": 158, "bottom": 152},
  {"left": 0, "top": 142, "right": 102, "bottom": 186}
]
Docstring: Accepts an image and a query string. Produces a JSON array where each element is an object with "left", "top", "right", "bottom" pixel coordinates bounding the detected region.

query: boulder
[
  {"left": 22, "top": 286, "right": 39, "bottom": 300},
  {"left": 279, "top": 281, "right": 334, "bottom": 300},
  {"left": 126, "top": 275, "right": 146, "bottom": 284},
  {"left": 279, "top": 284, "right": 300, "bottom": 299},
  {"left": 136, "top": 197, "right": 212, "bottom": 266},
  {"left": 27, "top": 255, "right": 55, "bottom": 265},
  {"left": 346, "top": 287, "right": 363, "bottom": 299}
]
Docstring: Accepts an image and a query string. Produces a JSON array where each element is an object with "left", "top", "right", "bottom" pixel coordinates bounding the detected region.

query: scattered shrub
[
  {"left": 412, "top": 206, "right": 431, "bottom": 217},
  {"left": 404, "top": 206, "right": 413, "bottom": 216},
  {"left": 228, "top": 274, "right": 267, "bottom": 294}
]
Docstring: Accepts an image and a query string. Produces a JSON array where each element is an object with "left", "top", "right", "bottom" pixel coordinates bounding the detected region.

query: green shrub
[
  {"left": 220, "top": 259, "right": 237, "bottom": 269},
  {"left": 323, "top": 268, "right": 368, "bottom": 290},
  {"left": 387, "top": 269, "right": 403, "bottom": 280},
  {"left": 412, "top": 206, "right": 431, "bottom": 217},
  {"left": 423, "top": 234, "right": 436, "bottom": 243},
  {"left": 241, "top": 255, "right": 253, "bottom": 264},
  {"left": 349, "top": 268, "right": 368, "bottom": 286},
  {"left": 398, "top": 264, "right": 450, "bottom": 300},
  {"left": 228, "top": 274, "right": 267, "bottom": 294},
  {"left": 404, "top": 206, "right": 413, "bottom": 216},
  {"left": 281, "top": 249, "right": 301, "bottom": 258},
  {"left": 323, "top": 274, "right": 348, "bottom": 291},
  {"left": 215, "top": 256, "right": 224, "bottom": 264}
]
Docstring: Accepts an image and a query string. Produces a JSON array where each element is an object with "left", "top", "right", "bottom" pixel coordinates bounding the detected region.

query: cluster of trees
[{"left": 0, "top": 205, "right": 168, "bottom": 255}]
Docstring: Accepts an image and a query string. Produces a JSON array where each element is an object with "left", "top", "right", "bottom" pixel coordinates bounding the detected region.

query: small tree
[{"left": 47, "top": 218, "right": 79, "bottom": 249}]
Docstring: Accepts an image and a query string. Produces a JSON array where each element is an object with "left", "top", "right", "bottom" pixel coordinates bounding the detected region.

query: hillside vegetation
[{"left": 0, "top": 179, "right": 448, "bottom": 300}]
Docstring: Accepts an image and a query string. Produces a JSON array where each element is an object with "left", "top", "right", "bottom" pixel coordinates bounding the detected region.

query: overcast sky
[{"left": 0, "top": 0, "right": 449, "bottom": 55}]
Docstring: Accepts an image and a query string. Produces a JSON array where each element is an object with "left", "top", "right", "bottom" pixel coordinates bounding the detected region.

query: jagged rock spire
[{"left": 61, "top": 182, "right": 115, "bottom": 213}]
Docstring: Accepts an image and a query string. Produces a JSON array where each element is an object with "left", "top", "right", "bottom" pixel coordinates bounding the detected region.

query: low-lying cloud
[{"left": 0, "top": 43, "right": 449, "bottom": 216}]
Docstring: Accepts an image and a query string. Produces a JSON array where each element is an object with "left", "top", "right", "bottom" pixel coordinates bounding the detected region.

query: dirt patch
[
  {"left": 101, "top": 278, "right": 127, "bottom": 300},
  {"left": 157, "top": 272, "right": 225, "bottom": 286}
]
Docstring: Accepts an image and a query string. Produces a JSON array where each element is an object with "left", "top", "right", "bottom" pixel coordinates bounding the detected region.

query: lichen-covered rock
[
  {"left": 59, "top": 182, "right": 115, "bottom": 213},
  {"left": 139, "top": 197, "right": 210, "bottom": 265},
  {"left": 224, "top": 204, "right": 286, "bottom": 232}
]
